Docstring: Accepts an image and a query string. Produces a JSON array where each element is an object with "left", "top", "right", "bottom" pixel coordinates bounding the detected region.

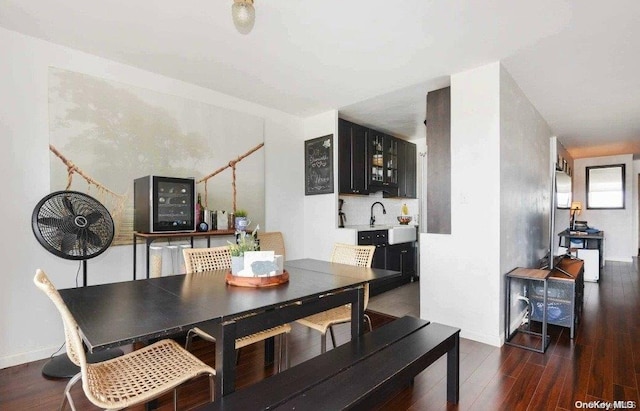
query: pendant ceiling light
[{"left": 232, "top": 0, "right": 255, "bottom": 35}]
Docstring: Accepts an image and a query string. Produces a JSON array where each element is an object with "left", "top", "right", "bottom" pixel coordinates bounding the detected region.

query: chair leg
[
  {"left": 320, "top": 333, "right": 327, "bottom": 354},
  {"left": 364, "top": 313, "right": 373, "bottom": 332},
  {"left": 59, "top": 391, "right": 69, "bottom": 411},
  {"left": 173, "top": 388, "right": 178, "bottom": 411},
  {"left": 60, "top": 372, "right": 81, "bottom": 411},
  {"left": 329, "top": 325, "right": 337, "bottom": 348},
  {"left": 209, "top": 374, "right": 215, "bottom": 402},
  {"left": 277, "top": 334, "right": 283, "bottom": 373},
  {"left": 185, "top": 329, "right": 196, "bottom": 350},
  {"left": 284, "top": 332, "right": 290, "bottom": 370}
]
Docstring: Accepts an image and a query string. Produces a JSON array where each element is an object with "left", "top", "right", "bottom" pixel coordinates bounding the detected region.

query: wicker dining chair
[
  {"left": 33, "top": 269, "right": 215, "bottom": 411},
  {"left": 257, "top": 231, "right": 286, "bottom": 260},
  {"left": 295, "top": 243, "right": 376, "bottom": 353},
  {"left": 182, "top": 246, "right": 291, "bottom": 371}
]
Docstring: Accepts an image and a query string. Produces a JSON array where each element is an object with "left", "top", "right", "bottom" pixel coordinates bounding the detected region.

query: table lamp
[{"left": 569, "top": 201, "right": 582, "bottom": 230}]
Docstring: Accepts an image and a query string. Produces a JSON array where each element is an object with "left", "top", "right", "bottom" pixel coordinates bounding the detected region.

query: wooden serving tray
[{"left": 225, "top": 270, "right": 289, "bottom": 287}]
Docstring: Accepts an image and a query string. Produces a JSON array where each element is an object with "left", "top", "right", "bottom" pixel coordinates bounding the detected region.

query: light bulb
[{"left": 232, "top": 0, "right": 255, "bottom": 34}]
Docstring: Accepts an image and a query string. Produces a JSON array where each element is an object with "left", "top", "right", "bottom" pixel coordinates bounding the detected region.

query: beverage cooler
[{"left": 134, "top": 175, "right": 196, "bottom": 233}]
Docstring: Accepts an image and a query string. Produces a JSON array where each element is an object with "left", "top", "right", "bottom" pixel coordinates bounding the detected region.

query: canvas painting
[{"left": 48, "top": 67, "right": 265, "bottom": 245}]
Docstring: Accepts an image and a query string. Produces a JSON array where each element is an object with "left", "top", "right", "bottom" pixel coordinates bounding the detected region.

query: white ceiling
[{"left": 1, "top": 0, "right": 639, "bottom": 158}]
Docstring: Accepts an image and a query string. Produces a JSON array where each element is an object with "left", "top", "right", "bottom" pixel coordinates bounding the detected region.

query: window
[{"left": 586, "top": 164, "right": 625, "bottom": 209}]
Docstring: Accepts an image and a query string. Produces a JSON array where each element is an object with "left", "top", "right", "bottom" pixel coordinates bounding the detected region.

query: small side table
[
  {"left": 133, "top": 230, "right": 235, "bottom": 280},
  {"left": 505, "top": 267, "right": 551, "bottom": 353}
]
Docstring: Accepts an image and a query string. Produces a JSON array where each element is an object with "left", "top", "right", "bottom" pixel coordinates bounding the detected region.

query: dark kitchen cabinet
[
  {"left": 387, "top": 242, "right": 416, "bottom": 279},
  {"left": 338, "top": 119, "right": 369, "bottom": 195},
  {"left": 338, "top": 118, "right": 416, "bottom": 198},
  {"left": 397, "top": 140, "right": 417, "bottom": 198},
  {"left": 357, "top": 230, "right": 387, "bottom": 269},
  {"left": 358, "top": 229, "right": 416, "bottom": 296}
]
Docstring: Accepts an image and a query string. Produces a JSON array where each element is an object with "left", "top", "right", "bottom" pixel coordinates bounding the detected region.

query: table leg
[
  {"left": 264, "top": 336, "right": 275, "bottom": 366},
  {"left": 350, "top": 286, "right": 365, "bottom": 341},
  {"left": 145, "top": 239, "right": 152, "bottom": 279},
  {"left": 211, "top": 320, "right": 238, "bottom": 398},
  {"left": 446, "top": 333, "right": 460, "bottom": 403},
  {"left": 133, "top": 233, "right": 137, "bottom": 281}
]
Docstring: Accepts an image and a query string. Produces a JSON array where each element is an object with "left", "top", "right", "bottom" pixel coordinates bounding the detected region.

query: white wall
[
  {"left": 0, "top": 27, "right": 304, "bottom": 368},
  {"left": 420, "top": 62, "right": 552, "bottom": 346},
  {"left": 421, "top": 63, "right": 502, "bottom": 346},
  {"left": 573, "top": 154, "right": 636, "bottom": 262},
  {"left": 301, "top": 111, "right": 340, "bottom": 260}
]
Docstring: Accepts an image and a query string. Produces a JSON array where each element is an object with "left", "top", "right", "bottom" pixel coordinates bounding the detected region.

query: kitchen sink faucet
[{"left": 370, "top": 201, "right": 386, "bottom": 226}]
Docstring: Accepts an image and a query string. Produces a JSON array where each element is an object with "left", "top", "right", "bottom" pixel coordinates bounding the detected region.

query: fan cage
[{"left": 32, "top": 191, "right": 115, "bottom": 260}]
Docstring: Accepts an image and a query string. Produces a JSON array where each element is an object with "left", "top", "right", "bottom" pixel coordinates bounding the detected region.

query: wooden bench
[{"left": 195, "top": 316, "right": 460, "bottom": 410}]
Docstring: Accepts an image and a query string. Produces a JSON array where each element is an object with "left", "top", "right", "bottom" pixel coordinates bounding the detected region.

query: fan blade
[
  {"left": 38, "top": 217, "right": 65, "bottom": 227},
  {"left": 62, "top": 196, "right": 75, "bottom": 215},
  {"left": 60, "top": 232, "right": 77, "bottom": 254},
  {"left": 86, "top": 229, "right": 103, "bottom": 248},
  {"left": 85, "top": 211, "right": 102, "bottom": 225}
]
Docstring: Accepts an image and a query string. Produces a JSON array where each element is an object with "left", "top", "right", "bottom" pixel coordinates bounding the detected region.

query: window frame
[{"left": 586, "top": 164, "right": 625, "bottom": 210}]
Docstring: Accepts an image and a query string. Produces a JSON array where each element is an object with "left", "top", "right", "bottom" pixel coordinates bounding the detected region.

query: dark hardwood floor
[{"left": 1, "top": 259, "right": 638, "bottom": 410}]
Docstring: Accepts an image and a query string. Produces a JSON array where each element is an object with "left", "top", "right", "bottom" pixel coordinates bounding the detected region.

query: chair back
[
  {"left": 257, "top": 231, "right": 286, "bottom": 260},
  {"left": 331, "top": 243, "right": 376, "bottom": 309},
  {"left": 331, "top": 243, "right": 375, "bottom": 268},
  {"left": 33, "top": 270, "right": 88, "bottom": 370},
  {"left": 183, "top": 246, "right": 232, "bottom": 273}
]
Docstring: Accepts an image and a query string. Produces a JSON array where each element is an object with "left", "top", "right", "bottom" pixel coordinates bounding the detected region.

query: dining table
[{"left": 58, "top": 258, "right": 400, "bottom": 399}]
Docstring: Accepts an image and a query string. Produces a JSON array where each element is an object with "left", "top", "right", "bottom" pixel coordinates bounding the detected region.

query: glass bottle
[{"left": 195, "top": 193, "right": 203, "bottom": 226}]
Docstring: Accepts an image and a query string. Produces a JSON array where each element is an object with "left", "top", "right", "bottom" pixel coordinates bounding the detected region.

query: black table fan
[{"left": 31, "top": 190, "right": 123, "bottom": 378}]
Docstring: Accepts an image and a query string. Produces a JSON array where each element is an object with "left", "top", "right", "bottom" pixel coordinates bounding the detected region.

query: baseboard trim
[
  {"left": 0, "top": 345, "right": 61, "bottom": 370},
  {"left": 459, "top": 329, "right": 502, "bottom": 347},
  {"left": 605, "top": 257, "right": 633, "bottom": 263}
]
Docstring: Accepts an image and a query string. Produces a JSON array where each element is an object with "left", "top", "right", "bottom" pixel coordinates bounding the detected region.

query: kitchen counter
[{"left": 342, "top": 224, "right": 418, "bottom": 232}]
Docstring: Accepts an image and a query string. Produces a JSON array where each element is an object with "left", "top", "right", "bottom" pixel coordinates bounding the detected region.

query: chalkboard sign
[{"left": 305, "top": 135, "right": 334, "bottom": 195}]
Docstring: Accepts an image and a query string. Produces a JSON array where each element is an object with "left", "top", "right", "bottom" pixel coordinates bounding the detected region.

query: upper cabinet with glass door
[{"left": 368, "top": 131, "right": 398, "bottom": 188}]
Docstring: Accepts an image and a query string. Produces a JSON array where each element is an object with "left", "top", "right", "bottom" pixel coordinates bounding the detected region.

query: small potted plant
[
  {"left": 228, "top": 228, "right": 259, "bottom": 274},
  {"left": 234, "top": 209, "right": 251, "bottom": 232}
]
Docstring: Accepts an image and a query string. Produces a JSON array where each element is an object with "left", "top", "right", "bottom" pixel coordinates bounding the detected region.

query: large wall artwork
[{"left": 48, "top": 68, "right": 265, "bottom": 245}]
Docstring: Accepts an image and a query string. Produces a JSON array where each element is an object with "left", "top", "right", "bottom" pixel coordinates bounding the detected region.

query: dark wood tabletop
[
  {"left": 284, "top": 258, "right": 401, "bottom": 281},
  {"left": 59, "top": 258, "right": 400, "bottom": 398}
]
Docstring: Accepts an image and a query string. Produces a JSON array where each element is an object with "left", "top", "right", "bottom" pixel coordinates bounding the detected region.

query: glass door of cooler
[{"left": 153, "top": 177, "right": 195, "bottom": 232}]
